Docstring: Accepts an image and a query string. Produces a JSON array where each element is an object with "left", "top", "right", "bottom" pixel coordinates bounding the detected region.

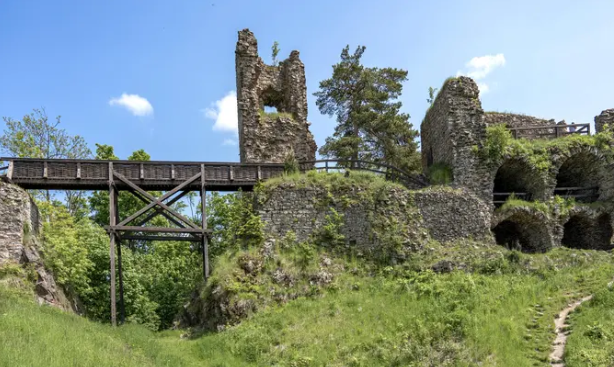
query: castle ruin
[{"left": 235, "top": 29, "right": 317, "bottom": 164}]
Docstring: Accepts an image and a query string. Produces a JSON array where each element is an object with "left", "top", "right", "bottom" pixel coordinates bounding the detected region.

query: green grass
[
  {"left": 259, "top": 169, "right": 406, "bottom": 193},
  {"left": 565, "top": 285, "right": 614, "bottom": 366},
  {"left": 1, "top": 246, "right": 613, "bottom": 366}
]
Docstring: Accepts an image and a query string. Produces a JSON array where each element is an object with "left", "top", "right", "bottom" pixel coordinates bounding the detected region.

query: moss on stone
[{"left": 480, "top": 124, "right": 614, "bottom": 173}]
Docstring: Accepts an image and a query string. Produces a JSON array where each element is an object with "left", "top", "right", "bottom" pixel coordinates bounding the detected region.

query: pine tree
[{"left": 314, "top": 46, "right": 420, "bottom": 173}]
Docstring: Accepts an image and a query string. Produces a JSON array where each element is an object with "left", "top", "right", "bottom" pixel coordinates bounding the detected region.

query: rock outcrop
[{"left": 0, "top": 182, "right": 75, "bottom": 312}]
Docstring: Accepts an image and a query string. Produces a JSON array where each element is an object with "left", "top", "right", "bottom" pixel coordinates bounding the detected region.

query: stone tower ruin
[{"left": 235, "top": 29, "right": 317, "bottom": 163}]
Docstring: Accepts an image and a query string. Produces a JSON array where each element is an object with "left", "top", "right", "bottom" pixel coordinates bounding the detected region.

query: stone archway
[
  {"left": 562, "top": 213, "right": 613, "bottom": 250},
  {"left": 555, "top": 151, "right": 603, "bottom": 203},
  {"left": 492, "top": 211, "right": 553, "bottom": 253},
  {"left": 493, "top": 159, "right": 543, "bottom": 207}
]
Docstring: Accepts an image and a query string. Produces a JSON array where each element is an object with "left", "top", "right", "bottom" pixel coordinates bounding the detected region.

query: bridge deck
[{"left": 0, "top": 158, "right": 286, "bottom": 191}]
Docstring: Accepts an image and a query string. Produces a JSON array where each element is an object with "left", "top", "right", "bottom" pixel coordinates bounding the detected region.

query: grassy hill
[{"left": 2, "top": 244, "right": 614, "bottom": 367}]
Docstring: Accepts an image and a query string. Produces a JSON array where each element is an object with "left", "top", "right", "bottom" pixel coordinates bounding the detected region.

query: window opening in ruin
[
  {"left": 493, "top": 159, "right": 534, "bottom": 207},
  {"left": 555, "top": 152, "right": 600, "bottom": 203},
  {"left": 264, "top": 106, "right": 278, "bottom": 113},
  {"left": 259, "top": 87, "right": 285, "bottom": 113},
  {"left": 562, "top": 214, "right": 613, "bottom": 250}
]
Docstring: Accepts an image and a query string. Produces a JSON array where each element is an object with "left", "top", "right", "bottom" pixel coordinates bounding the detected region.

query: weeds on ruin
[{"left": 479, "top": 124, "right": 614, "bottom": 172}]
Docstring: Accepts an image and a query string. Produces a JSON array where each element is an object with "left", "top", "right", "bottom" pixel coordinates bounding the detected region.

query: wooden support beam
[
  {"left": 113, "top": 171, "right": 201, "bottom": 229},
  {"left": 128, "top": 189, "right": 190, "bottom": 229},
  {"left": 118, "top": 234, "right": 202, "bottom": 242},
  {"left": 108, "top": 225, "right": 206, "bottom": 234},
  {"left": 171, "top": 164, "right": 175, "bottom": 180},
  {"left": 108, "top": 162, "right": 117, "bottom": 327},
  {"left": 229, "top": 166, "right": 234, "bottom": 181},
  {"left": 43, "top": 161, "right": 48, "bottom": 179},
  {"left": 76, "top": 162, "right": 81, "bottom": 179},
  {"left": 114, "top": 188, "right": 125, "bottom": 325},
  {"left": 134, "top": 190, "right": 190, "bottom": 226},
  {"left": 7, "top": 161, "right": 13, "bottom": 180},
  {"left": 140, "top": 163, "right": 144, "bottom": 180},
  {"left": 257, "top": 166, "right": 261, "bottom": 181},
  {"left": 201, "top": 164, "right": 209, "bottom": 279}
]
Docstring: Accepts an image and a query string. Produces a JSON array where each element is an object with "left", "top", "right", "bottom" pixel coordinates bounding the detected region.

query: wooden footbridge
[{"left": 0, "top": 157, "right": 427, "bottom": 326}]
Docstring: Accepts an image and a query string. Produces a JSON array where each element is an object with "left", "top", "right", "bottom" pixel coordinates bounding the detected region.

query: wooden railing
[
  {"left": 508, "top": 123, "right": 590, "bottom": 140},
  {"left": 0, "top": 158, "right": 429, "bottom": 191},
  {"left": 299, "top": 159, "right": 429, "bottom": 189},
  {"left": 494, "top": 186, "right": 599, "bottom": 206},
  {"left": 553, "top": 186, "right": 599, "bottom": 203}
]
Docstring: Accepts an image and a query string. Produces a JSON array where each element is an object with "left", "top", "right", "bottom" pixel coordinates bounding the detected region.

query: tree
[
  {"left": 427, "top": 86, "right": 439, "bottom": 106},
  {"left": 314, "top": 46, "right": 420, "bottom": 173},
  {"left": 271, "top": 41, "right": 280, "bottom": 66},
  {"left": 0, "top": 108, "right": 92, "bottom": 214}
]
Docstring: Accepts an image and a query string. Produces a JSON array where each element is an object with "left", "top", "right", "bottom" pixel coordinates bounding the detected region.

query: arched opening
[
  {"left": 555, "top": 152, "right": 601, "bottom": 203},
  {"left": 492, "top": 214, "right": 551, "bottom": 253},
  {"left": 493, "top": 220, "right": 524, "bottom": 250},
  {"left": 493, "top": 159, "right": 538, "bottom": 207},
  {"left": 562, "top": 214, "right": 613, "bottom": 250}
]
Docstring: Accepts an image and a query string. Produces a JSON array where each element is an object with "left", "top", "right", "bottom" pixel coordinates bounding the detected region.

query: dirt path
[
  {"left": 549, "top": 295, "right": 593, "bottom": 366},
  {"left": 549, "top": 280, "right": 613, "bottom": 366}
]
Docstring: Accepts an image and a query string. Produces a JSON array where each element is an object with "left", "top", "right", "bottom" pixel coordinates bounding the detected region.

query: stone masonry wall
[
  {"left": 0, "top": 182, "right": 74, "bottom": 311},
  {"left": 257, "top": 184, "right": 493, "bottom": 258},
  {"left": 421, "top": 77, "right": 492, "bottom": 201},
  {"left": 414, "top": 187, "right": 492, "bottom": 243},
  {"left": 235, "top": 29, "right": 316, "bottom": 163},
  {"left": 595, "top": 109, "right": 614, "bottom": 133}
]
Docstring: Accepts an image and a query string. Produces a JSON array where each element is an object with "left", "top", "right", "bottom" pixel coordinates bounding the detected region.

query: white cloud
[
  {"left": 222, "top": 139, "right": 237, "bottom": 146},
  {"left": 464, "top": 54, "right": 506, "bottom": 80},
  {"left": 204, "top": 91, "right": 238, "bottom": 134},
  {"left": 109, "top": 93, "right": 154, "bottom": 116},
  {"left": 456, "top": 54, "right": 505, "bottom": 95},
  {"left": 477, "top": 83, "right": 490, "bottom": 94}
]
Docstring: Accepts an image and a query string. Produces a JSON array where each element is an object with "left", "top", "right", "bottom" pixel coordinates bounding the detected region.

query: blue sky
[{"left": 1, "top": 0, "right": 613, "bottom": 162}]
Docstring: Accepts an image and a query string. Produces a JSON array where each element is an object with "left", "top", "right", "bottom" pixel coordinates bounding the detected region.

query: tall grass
[{"left": 1, "top": 247, "right": 613, "bottom": 366}]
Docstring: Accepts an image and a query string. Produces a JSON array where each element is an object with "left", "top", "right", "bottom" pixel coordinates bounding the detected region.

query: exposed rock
[
  {"left": 235, "top": 29, "right": 316, "bottom": 163},
  {"left": 0, "top": 182, "right": 75, "bottom": 312}
]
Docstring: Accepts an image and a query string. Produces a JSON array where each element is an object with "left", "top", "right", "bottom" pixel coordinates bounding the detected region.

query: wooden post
[
  {"left": 257, "top": 166, "right": 262, "bottom": 181},
  {"left": 201, "top": 164, "right": 209, "bottom": 280},
  {"left": 114, "top": 188, "right": 125, "bottom": 325},
  {"left": 140, "top": 163, "right": 144, "bottom": 180},
  {"left": 171, "top": 164, "right": 175, "bottom": 180},
  {"left": 325, "top": 161, "right": 329, "bottom": 173},
  {"left": 43, "top": 161, "right": 48, "bottom": 179},
  {"left": 7, "top": 161, "right": 13, "bottom": 180},
  {"left": 76, "top": 162, "right": 81, "bottom": 179},
  {"left": 229, "top": 166, "right": 234, "bottom": 181},
  {"left": 108, "top": 162, "right": 117, "bottom": 327}
]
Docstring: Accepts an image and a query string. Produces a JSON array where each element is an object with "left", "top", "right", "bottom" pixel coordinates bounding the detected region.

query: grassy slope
[
  {"left": 2, "top": 246, "right": 613, "bottom": 367},
  {"left": 565, "top": 285, "right": 614, "bottom": 366}
]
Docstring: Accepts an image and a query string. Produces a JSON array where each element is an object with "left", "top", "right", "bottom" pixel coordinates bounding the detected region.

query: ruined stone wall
[
  {"left": 483, "top": 112, "right": 557, "bottom": 128},
  {"left": 235, "top": 29, "right": 316, "bottom": 163},
  {"left": 421, "top": 77, "right": 492, "bottom": 201},
  {"left": 595, "top": 109, "right": 614, "bottom": 133},
  {"left": 414, "top": 187, "right": 492, "bottom": 243},
  {"left": 257, "top": 184, "right": 493, "bottom": 258},
  {"left": 0, "top": 182, "right": 74, "bottom": 311}
]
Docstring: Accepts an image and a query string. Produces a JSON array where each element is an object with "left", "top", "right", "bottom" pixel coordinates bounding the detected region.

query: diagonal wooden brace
[
  {"left": 114, "top": 171, "right": 201, "bottom": 229},
  {"left": 134, "top": 190, "right": 191, "bottom": 227}
]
